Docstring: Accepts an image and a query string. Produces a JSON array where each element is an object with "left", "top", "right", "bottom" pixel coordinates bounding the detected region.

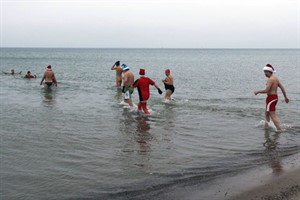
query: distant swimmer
[
  {"left": 2, "top": 69, "right": 22, "bottom": 75},
  {"left": 162, "top": 68, "right": 175, "bottom": 100},
  {"left": 254, "top": 64, "right": 289, "bottom": 132},
  {"left": 121, "top": 64, "right": 135, "bottom": 106},
  {"left": 111, "top": 61, "right": 123, "bottom": 87},
  {"left": 133, "top": 68, "right": 163, "bottom": 114},
  {"left": 40, "top": 65, "right": 57, "bottom": 87},
  {"left": 24, "top": 71, "right": 36, "bottom": 79}
]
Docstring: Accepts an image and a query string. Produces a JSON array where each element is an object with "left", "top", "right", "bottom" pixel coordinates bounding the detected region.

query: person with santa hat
[
  {"left": 40, "top": 65, "right": 57, "bottom": 88},
  {"left": 254, "top": 64, "right": 289, "bottom": 132},
  {"left": 133, "top": 68, "right": 162, "bottom": 114}
]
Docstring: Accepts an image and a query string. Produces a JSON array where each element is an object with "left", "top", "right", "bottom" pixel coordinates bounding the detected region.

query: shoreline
[
  {"left": 167, "top": 153, "right": 300, "bottom": 200},
  {"left": 228, "top": 168, "right": 300, "bottom": 200}
]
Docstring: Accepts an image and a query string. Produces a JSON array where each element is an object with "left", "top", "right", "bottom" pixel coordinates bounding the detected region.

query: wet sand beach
[
  {"left": 168, "top": 153, "right": 300, "bottom": 200},
  {"left": 229, "top": 168, "right": 300, "bottom": 200}
]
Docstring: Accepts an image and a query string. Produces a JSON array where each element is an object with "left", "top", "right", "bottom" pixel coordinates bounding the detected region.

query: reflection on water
[
  {"left": 135, "top": 116, "right": 152, "bottom": 156},
  {"left": 119, "top": 113, "right": 154, "bottom": 169},
  {"left": 263, "top": 130, "right": 283, "bottom": 176},
  {"left": 114, "top": 87, "right": 123, "bottom": 101},
  {"left": 41, "top": 86, "right": 56, "bottom": 107},
  {"left": 136, "top": 116, "right": 151, "bottom": 133}
]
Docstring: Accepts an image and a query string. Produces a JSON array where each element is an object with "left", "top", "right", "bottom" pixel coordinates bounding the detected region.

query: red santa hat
[
  {"left": 139, "top": 68, "right": 145, "bottom": 75},
  {"left": 263, "top": 64, "right": 276, "bottom": 73}
]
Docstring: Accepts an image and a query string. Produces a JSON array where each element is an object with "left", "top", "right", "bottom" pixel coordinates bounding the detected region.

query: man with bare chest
[{"left": 254, "top": 64, "right": 289, "bottom": 132}]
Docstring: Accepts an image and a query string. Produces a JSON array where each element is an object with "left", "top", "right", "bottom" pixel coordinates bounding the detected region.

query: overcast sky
[{"left": 1, "top": 0, "right": 299, "bottom": 48}]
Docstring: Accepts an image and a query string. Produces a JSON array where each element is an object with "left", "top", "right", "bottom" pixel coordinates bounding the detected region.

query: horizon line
[{"left": 1, "top": 47, "right": 299, "bottom": 50}]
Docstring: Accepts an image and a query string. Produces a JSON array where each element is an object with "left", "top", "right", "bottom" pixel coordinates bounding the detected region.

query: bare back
[
  {"left": 123, "top": 70, "right": 134, "bottom": 86},
  {"left": 43, "top": 70, "right": 56, "bottom": 83}
]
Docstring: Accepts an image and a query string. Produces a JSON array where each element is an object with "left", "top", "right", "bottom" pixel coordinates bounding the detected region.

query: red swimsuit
[
  {"left": 133, "top": 77, "right": 155, "bottom": 101},
  {"left": 266, "top": 94, "right": 278, "bottom": 112}
]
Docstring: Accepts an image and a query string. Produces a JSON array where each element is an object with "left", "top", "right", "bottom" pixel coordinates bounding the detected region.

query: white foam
[
  {"left": 119, "top": 100, "right": 129, "bottom": 106},
  {"left": 162, "top": 99, "right": 171, "bottom": 103},
  {"left": 137, "top": 109, "right": 154, "bottom": 115},
  {"left": 256, "top": 120, "right": 277, "bottom": 131},
  {"left": 162, "top": 98, "right": 176, "bottom": 104},
  {"left": 281, "top": 124, "right": 293, "bottom": 129}
]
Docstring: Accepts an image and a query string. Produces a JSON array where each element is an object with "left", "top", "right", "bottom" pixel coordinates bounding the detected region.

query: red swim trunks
[{"left": 266, "top": 94, "right": 278, "bottom": 112}]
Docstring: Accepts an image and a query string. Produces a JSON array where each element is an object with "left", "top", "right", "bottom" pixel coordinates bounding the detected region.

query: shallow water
[{"left": 0, "top": 48, "right": 299, "bottom": 199}]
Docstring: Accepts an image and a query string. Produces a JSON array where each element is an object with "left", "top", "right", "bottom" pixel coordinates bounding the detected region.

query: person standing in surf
[
  {"left": 254, "top": 64, "right": 289, "bottom": 132},
  {"left": 121, "top": 64, "right": 134, "bottom": 106},
  {"left": 162, "top": 68, "right": 175, "bottom": 100},
  {"left": 133, "top": 68, "right": 163, "bottom": 114},
  {"left": 111, "top": 61, "right": 123, "bottom": 88},
  {"left": 40, "top": 65, "right": 57, "bottom": 87}
]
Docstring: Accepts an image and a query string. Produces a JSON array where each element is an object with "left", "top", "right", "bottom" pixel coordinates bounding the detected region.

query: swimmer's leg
[
  {"left": 264, "top": 111, "right": 270, "bottom": 128},
  {"left": 270, "top": 112, "right": 282, "bottom": 132},
  {"left": 141, "top": 102, "right": 150, "bottom": 114},
  {"left": 164, "top": 90, "right": 172, "bottom": 100}
]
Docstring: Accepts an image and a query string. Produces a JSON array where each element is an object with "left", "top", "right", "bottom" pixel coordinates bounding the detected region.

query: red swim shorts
[{"left": 266, "top": 94, "right": 278, "bottom": 112}]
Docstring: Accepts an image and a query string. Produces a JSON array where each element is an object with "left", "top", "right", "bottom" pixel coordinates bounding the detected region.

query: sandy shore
[
  {"left": 169, "top": 153, "right": 300, "bottom": 200},
  {"left": 228, "top": 168, "right": 300, "bottom": 200}
]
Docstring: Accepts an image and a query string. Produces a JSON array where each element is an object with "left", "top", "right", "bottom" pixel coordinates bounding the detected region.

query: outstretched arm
[
  {"left": 254, "top": 79, "right": 272, "bottom": 95},
  {"left": 154, "top": 83, "right": 162, "bottom": 94}
]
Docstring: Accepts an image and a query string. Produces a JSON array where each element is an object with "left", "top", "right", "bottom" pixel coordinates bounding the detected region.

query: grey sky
[{"left": 1, "top": 0, "right": 299, "bottom": 48}]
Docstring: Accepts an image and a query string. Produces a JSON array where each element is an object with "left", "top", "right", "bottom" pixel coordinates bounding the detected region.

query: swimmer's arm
[
  {"left": 153, "top": 83, "right": 163, "bottom": 94},
  {"left": 40, "top": 75, "right": 45, "bottom": 85},
  {"left": 162, "top": 77, "right": 170, "bottom": 84},
  {"left": 111, "top": 61, "right": 120, "bottom": 70},
  {"left": 133, "top": 79, "right": 139, "bottom": 88},
  {"left": 53, "top": 75, "right": 57, "bottom": 86},
  {"left": 111, "top": 65, "right": 117, "bottom": 70},
  {"left": 254, "top": 79, "right": 273, "bottom": 95},
  {"left": 278, "top": 81, "right": 289, "bottom": 103},
  {"left": 163, "top": 77, "right": 173, "bottom": 85}
]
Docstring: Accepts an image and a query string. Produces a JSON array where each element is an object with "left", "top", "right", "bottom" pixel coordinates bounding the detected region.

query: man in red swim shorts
[
  {"left": 254, "top": 64, "right": 289, "bottom": 132},
  {"left": 133, "top": 68, "right": 162, "bottom": 114}
]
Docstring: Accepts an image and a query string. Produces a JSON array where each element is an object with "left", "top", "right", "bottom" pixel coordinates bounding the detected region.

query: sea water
[{"left": 0, "top": 48, "right": 299, "bottom": 199}]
